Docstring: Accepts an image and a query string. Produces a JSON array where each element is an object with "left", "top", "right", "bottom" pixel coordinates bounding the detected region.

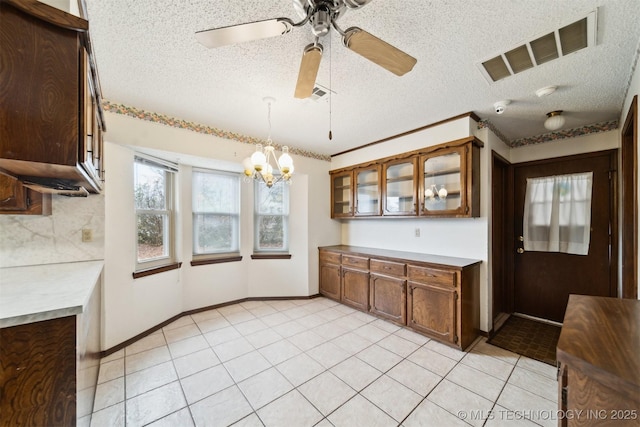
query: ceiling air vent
[
  {"left": 309, "top": 84, "right": 335, "bottom": 101},
  {"left": 478, "top": 10, "right": 597, "bottom": 83}
]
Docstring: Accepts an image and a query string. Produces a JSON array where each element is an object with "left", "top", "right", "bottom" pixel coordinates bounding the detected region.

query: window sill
[
  {"left": 133, "top": 262, "right": 182, "bottom": 279},
  {"left": 191, "top": 255, "right": 243, "bottom": 266},
  {"left": 251, "top": 253, "right": 292, "bottom": 260}
]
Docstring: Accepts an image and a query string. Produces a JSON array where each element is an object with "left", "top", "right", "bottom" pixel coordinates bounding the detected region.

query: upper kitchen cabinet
[
  {"left": 331, "top": 163, "right": 381, "bottom": 218},
  {"left": 0, "top": 0, "right": 106, "bottom": 196},
  {"left": 382, "top": 157, "right": 417, "bottom": 216},
  {"left": 329, "top": 137, "right": 482, "bottom": 219},
  {"left": 354, "top": 164, "right": 381, "bottom": 216},
  {"left": 419, "top": 138, "right": 482, "bottom": 218}
]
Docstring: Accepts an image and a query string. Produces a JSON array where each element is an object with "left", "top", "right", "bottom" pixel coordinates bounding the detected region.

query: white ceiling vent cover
[{"left": 477, "top": 10, "right": 597, "bottom": 83}]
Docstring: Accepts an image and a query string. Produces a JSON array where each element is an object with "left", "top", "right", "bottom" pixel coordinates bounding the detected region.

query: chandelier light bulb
[{"left": 438, "top": 186, "right": 448, "bottom": 199}]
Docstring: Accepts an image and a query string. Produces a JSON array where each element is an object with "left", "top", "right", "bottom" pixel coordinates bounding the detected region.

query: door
[
  {"left": 407, "top": 282, "right": 457, "bottom": 344},
  {"left": 370, "top": 274, "right": 406, "bottom": 325},
  {"left": 342, "top": 268, "right": 369, "bottom": 311},
  {"left": 513, "top": 151, "right": 616, "bottom": 322}
]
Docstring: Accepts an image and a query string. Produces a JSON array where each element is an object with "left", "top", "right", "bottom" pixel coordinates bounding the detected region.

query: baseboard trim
[{"left": 101, "top": 294, "right": 321, "bottom": 358}]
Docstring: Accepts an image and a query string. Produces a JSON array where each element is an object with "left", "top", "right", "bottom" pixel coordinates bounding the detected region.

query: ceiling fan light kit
[{"left": 196, "top": 0, "right": 417, "bottom": 99}]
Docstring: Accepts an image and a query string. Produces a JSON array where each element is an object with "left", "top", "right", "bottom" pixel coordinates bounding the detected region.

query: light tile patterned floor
[{"left": 87, "top": 298, "right": 558, "bottom": 427}]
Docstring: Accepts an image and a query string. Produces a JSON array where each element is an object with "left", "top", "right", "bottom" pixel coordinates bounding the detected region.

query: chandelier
[{"left": 242, "top": 98, "right": 294, "bottom": 188}]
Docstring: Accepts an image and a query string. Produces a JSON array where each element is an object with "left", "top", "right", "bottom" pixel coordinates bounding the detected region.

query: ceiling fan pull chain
[{"left": 329, "top": 32, "right": 333, "bottom": 141}]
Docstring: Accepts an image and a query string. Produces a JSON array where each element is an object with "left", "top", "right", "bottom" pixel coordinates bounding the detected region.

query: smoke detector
[{"left": 494, "top": 100, "right": 511, "bottom": 115}]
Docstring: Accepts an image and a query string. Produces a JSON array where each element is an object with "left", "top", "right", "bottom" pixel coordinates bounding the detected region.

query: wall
[
  {"left": 0, "top": 193, "right": 104, "bottom": 268},
  {"left": 102, "top": 113, "right": 339, "bottom": 349}
]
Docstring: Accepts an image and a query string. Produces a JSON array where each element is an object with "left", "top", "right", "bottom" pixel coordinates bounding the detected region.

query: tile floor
[{"left": 87, "top": 298, "right": 558, "bottom": 427}]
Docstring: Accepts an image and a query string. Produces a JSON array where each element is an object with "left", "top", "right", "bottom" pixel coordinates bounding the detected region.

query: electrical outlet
[
  {"left": 82, "top": 228, "right": 93, "bottom": 242},
  {"left": 415, "top": 227, "right": 421, "bottom": 237}
]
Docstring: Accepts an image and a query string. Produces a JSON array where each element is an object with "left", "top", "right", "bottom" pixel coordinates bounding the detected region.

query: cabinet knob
[{"left": 517, "top": 248, "right": 525, "bottom": 254}]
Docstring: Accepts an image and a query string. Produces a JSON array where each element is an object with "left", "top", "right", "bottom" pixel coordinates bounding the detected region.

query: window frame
[
  {"left": 134, "top": 155, "right": 178, "bottom": 274},
  {"left": 191, "top": 168, "right": 242, "bottom": 263},
  {"left": 253, "top": 180, "right": 290, "bottom": 255}
]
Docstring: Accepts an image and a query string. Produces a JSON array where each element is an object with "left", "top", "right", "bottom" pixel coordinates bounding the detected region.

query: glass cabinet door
[
  {"left": 421, "top": 147, "right": 465, "bottom": 215},
  {"left": 383, "top": 158, "right": 417, "bottom": 215},
  {"left": 331, "top": 171, "right": 353, "bottom": 217},
  {"left": 355, "top": 166, "right": 380, "bottom": 216}
]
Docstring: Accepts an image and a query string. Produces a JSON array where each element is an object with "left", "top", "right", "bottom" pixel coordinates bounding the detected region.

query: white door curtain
[{"left": 523, "top": 172, "right": 593, "bottom": 255}]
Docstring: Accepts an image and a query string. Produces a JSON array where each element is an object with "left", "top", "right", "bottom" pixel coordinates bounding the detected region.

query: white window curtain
[{"left": 523, "top": 172, "right": 593, "bottom": 255}]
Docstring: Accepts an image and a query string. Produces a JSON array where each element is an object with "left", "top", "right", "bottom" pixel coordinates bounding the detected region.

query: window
[
  {"left": 192, "top": 169, "right": 240, "bottom": 258},
  {"left": 254, "top": 181, "right": 289, "bottom": 253},
  {"left": 134, "top": 156, "right": 177, "bottom": 271},
  {"left": 523, "top": 172, "right": 593, "bottom": 255}
]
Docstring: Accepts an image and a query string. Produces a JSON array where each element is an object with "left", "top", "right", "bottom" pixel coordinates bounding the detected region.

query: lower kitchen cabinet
[
  {"left": 342, "top": 267, "right": 370, "bottom": 311},
  {"left": 0, "top": 270, "right": 101, "bottom": 426},
  {"left": 319, "top": 245, "right": 481, "bottom": 350},
  {"left": 407, "top": 282, "right": 456, "bottom": 344},
  {"left": 370, "top": 273, "right": 406, "bottom": 325}
]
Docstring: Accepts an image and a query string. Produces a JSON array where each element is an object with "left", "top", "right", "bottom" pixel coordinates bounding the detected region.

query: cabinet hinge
[
  {"left": 454, "top": 335, "right": 459, "bottom": 343},
  {"left": 561, "top": 386, "right": 568, "bottom": 406},
  {"left": 26, "top": 196, "right": 31, "bottom": 207},
  {"left": 454, "top": 291, "right": 459, "bottom": 300}
]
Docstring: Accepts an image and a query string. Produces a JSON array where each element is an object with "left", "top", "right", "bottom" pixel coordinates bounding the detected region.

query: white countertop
[{"left": 0, "top": 260, "right": 103, "bottom": 328}]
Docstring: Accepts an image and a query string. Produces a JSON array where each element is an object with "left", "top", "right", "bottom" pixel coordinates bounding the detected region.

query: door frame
[
  {"left": 621, "top": 95, "right": 638, "bottom": 299},
  {"left": 491, "top": 151, "right": 514, "bottom": 332},
  {"left": 492, "top": 150, "right": 619, "bottom": 327}
]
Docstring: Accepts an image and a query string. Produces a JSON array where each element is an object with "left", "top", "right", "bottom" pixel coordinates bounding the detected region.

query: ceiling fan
[{"left": 195, "top": 0, "right": 417, "bottom": 99}]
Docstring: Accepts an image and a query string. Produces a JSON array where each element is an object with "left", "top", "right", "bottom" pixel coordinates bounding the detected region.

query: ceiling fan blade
[
  {"left": 294, "top": 44, "right": 323, "bottom": 99},
  {"left": 343, "top": 27, "right": 417, "bottom": 76},
  {"left": 195, "top": 18, "right": 293, "bottom": 48}
]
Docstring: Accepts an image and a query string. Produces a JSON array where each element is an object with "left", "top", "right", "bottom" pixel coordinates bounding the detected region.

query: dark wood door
[
  {"left": 319, "top": 263, "right": 341, "bottom": 301},
  {"left": 513, "top": 151, "right": 616, "bottom": 322},
  {"left": 369, "top": 274, "right": 406, "bottom": 325},
  {"left": 342, "top": 268, "right": 369, "bottom": 311},
  {"left": 407, "top": 282, "right": 457, "bottom": 344}
]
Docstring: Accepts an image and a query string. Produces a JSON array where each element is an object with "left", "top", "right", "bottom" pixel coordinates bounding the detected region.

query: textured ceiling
[{"left": 85, "top": 0, "right": 640, "bottom": 157}]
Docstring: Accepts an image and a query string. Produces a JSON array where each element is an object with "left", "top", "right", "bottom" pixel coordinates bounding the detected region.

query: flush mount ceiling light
[
  {"left": 544, "top": 110, "right": 566, "bottom": 131},
  {"left": 242, "top": 98, "right": 294, "bottom": 188},
  {"left": 536, "top": 85, "right": 558, "bottom": 97}
]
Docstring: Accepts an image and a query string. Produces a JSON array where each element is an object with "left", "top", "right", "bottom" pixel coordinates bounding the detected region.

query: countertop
[
  {"left": 319, "top": 245, "right": 482, "bottom": 268},
  {"left": 0, "top": 260, "right": 104, "bottom": 328}
]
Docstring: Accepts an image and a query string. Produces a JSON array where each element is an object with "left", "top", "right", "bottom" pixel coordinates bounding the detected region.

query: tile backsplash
[{"left": 0, "top": 193, "right": 105, "bottom": 268}]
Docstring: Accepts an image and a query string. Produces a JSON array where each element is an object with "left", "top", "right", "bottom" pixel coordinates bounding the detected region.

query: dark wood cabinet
[
  {"left": 0, "top": 0, "right": 105, "bottom": 198},
  {"left": 557, "top": 295, "right": 640, "bottom": 427},
  {"left": 342, "top": 267, "right": 370, "bottom": 311},
  {"left": 370, "top": 272, "right": 407, "bottom": 325},
  {"left": 419, "top": 142, "right": 481, "bottom": 217},
  {"left": 0, "top": 174, "right": 51, "bottom": 215},
  {"left": 319, "top": 245, "right": 481, "bottom": 350},
  {"left": 0, "top": 279, "right": 101, "bottom": 426},
  {"left": 319, "top": 251, "right": 342, "bottom": 300},
  {"left": 407, "top": 281, "right": 457, "bottom": 344},
  {"left": 329, "top": 137, "right": 482, "bottom": 219}
]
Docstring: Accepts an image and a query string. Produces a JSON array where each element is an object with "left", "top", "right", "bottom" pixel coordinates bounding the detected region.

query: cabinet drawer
[
  {"left": 408, "top": 265, "right": 456, "bottom": 287},
  {"left": 370, "top": 259, "right": 406, "bottom": 276},
  {"left": 342, "top": 255, "right": 369, "bottom": 270},
  {"left": 320, "top": 251, "right": 341, "bottom": 265}
]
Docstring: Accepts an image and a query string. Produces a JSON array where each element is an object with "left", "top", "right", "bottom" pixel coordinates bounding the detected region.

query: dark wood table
[{"left": 557, "top": 294, "right": 640, "bottom": 426}]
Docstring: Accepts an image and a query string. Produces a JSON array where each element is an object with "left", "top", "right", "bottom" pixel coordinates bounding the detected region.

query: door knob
[{"left": 517, "top": 248, "right": 525, "bottom": 254}]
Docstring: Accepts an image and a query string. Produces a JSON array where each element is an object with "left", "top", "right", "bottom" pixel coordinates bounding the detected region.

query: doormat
[{"left": 487, "top": 315, "right": 561, "bottom": 366}]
